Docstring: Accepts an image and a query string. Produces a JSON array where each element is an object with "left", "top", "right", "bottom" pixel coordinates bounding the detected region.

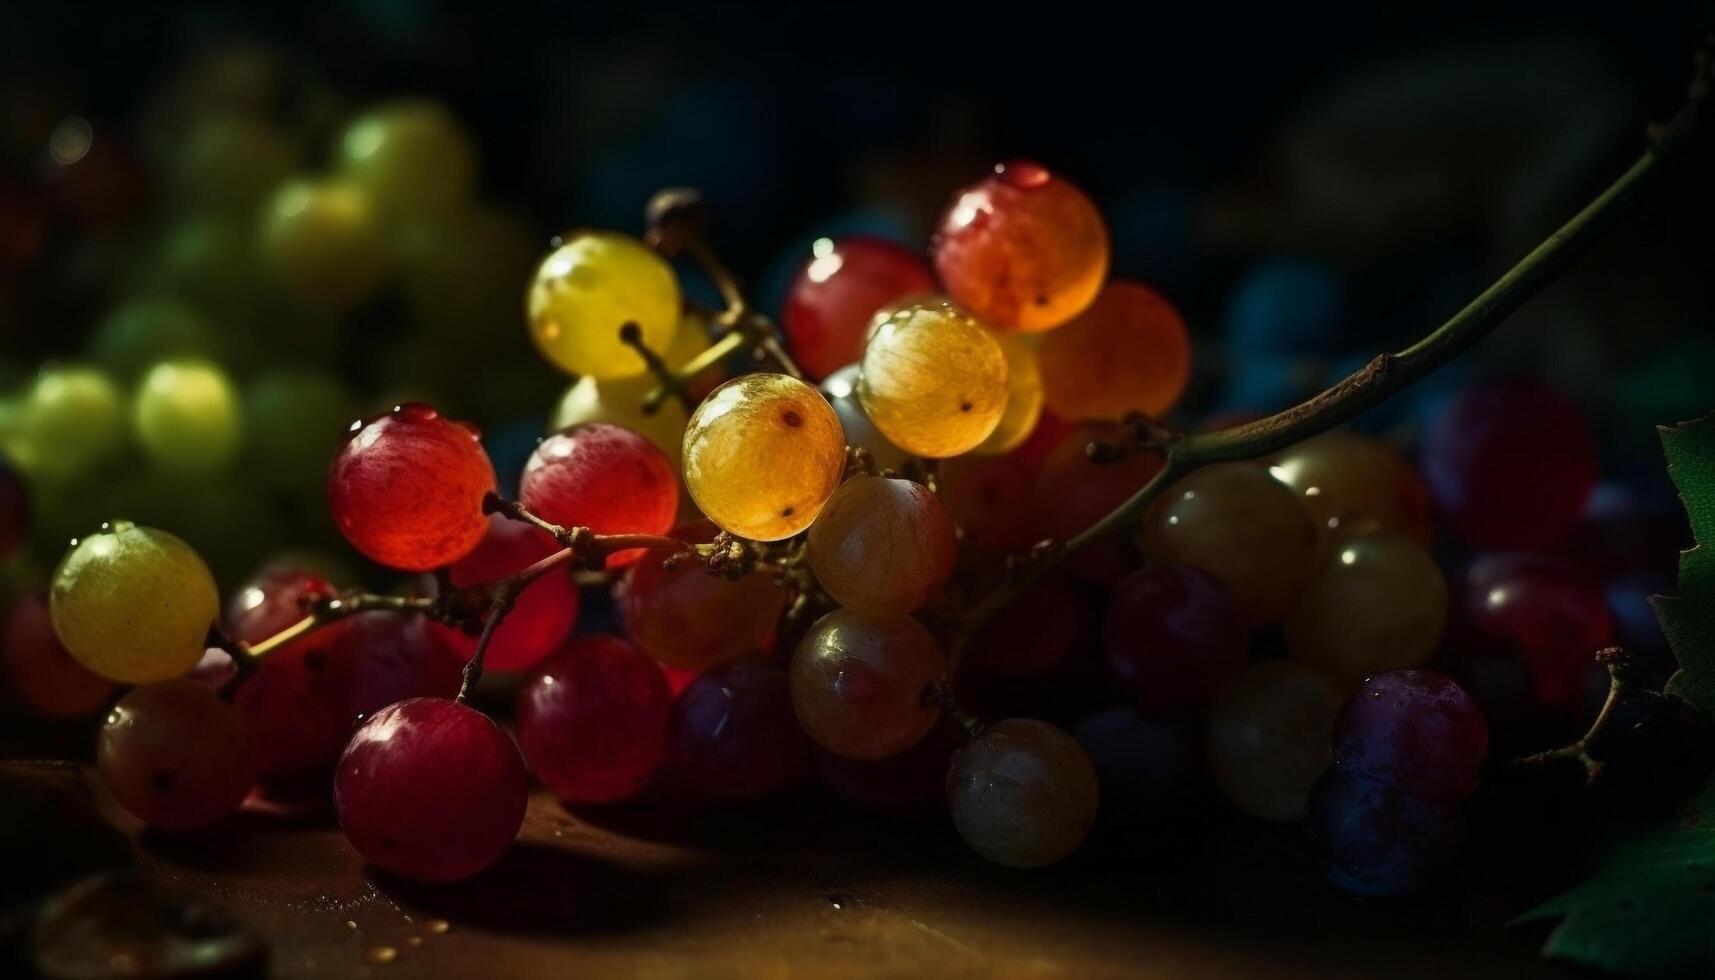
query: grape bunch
[{"left": 6, "top": 148, "right": 1698, "bottom": 905}]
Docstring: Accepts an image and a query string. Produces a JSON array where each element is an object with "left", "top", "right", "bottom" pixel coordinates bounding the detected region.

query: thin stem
[
  {"left": 1514, "top": 648, "right": 1632, "bottom": 781},
  {"left": 643, "top": 330, "right": 745, "bottom": 413},
  {"left": 684, "top": 237, "right": 747, "bottom": 322},
  {"left": 620, "top": 322, "right": 695, "bottom": 411},
  {"left": 455, "top": 546, "right": 580, "bottom": 702}
]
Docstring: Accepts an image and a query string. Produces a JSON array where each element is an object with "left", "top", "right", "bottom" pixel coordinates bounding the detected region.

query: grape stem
[
  {"left": 947, "top": 47, "right": 1714, "bottom": 676},
  {"left": 1513, "top": 647, "right": 1633, "bottom": 782}
]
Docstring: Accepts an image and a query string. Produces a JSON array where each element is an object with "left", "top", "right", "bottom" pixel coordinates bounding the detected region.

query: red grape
[
  {"left": 938, "top": 453, "right": 1039, "bottom": 558},
  {"left": 444, "top": 513, "right": 581, "bottom": 672},
  {"left": 328, "top": 403, "right": 497, "bottom": 571},
  {"left": 1103, "top": 564, "right": 1248, "bottom": 713},
  {"left": 1460, "top": 553, "right": 1612, "bottom": 711},
  {"left": 671, "top": 659, "right": 811, "bottom": 801},
  {"left": 2, "top": 593, "right": 116, "bottom": 720},
  {"left": 781, "top": 235, "right": 935, "bottom": 380},
  {"left": 1032, "top": 424, "right": 1162, "bottom": 582},
  {"left": 1307, "top": 769, "right": 1465, "bottom": 899},
  {"left": 336, "top": 697, "right": 528, "bottom": 882},
  {"left": 1421, "top": 379, "right": 1597, "bottom": 550},
  {"left": 98, "top": 680, "right": 258, "bottom": 829},
  {"left": 615, "top": 521, "right": 785, "bottom": 671},
  {"left": 224, "top": 565, "right": 336, "bottom": 643},
  {"left": 965, "top": 573, "right": 1084, "bottom": 678},
  {"left": 1333, "top": 670, "right": 1488, "bottom": 805},
  {"left": 520, "top": 422, "right": 678, "bottom": 568},
  {"left": 516, "top": 635, "right": 672, "bottom": 805}
]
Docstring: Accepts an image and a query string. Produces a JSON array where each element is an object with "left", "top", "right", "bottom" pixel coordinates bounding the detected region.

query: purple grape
[
  {"left": 1307, "top": 769, "right": 1464, "bottom": 899},
  {"left": 1333, "top": 670, "right": 1487, "bottom": 804},
  {"left": 671, "top": 660, "right": 812, "bottom": 802}
]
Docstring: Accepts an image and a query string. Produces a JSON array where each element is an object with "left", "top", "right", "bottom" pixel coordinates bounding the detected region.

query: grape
[
  {"left": 1104, "top": 563, "right": 1247, "bottom": 713},
  {"left": 526, "top": 231, "right": 681, "bottom": 379},
  {"left": 672, "top": 659, "right": 812, "bottom": 801},
  {"left": 816, "top": 717, "right": 963, "bottom": 818},
  {"left": 98, "top": 680, "right": 257, "bottom": 829},
  {"left": 1208, "top": 660, "right": 1342, "bottom": 821},
  {"left": 932, "top": 161, "right": 1107, "bottom": 333},
  {"left": 1284, "top": 532, "right": 1448, "bottom": 680},
  {"left": 966, "top": 573, "right": 1084, "bottom": 678},
  {"left": 781, "top": 235, "right": 936, "bottom": 380},
  {"left": 520, "top": 422, "right": 678, "bottom": 567},
  {"left": 335, "top": 698, "right": 528, "bottom": 882},
  {"left": 790, "top": 609, "right": 945, "bottom": 760},
  {"left": 1333, "top": 670, "right": 1487, "bottom": 805},
  {"left": 1587, "top": 691, "right": 1715, "bottom": 816},
  {"left": 515, "top": 635, "right": 672, "bottom": 804},
  {"left": 328, "top": 403, "right": 496, "bottom": 572},
  {"left": 1038, "top": 281, "right": 1190, "bottom": 422},
  {"left": 683, "top": 373, "right": 845, "bottom": 541},
  {"left": 1033, "top": 425, "right": 1163, "bottom": 582},
  {"left": 2, "top": 593, "right": 115, "bottom": 720},
  {"left": 858, "top": 299, "right": 1008, "bottom": 458},
  {"left": 242, "top": 370, "right": 357, "bottom": 494},
  {"left": 938, "top": 454, "right": 1038, "bottom": 557},
  {"left": 259, "top": 178, "right": 389, "bottom": 311},
  {"left": 820, "top": 364, "right": 908, "bottom": 473},
  {"left": 171, "top": 114, "right": 297, "bottom": 216},
  {"left": 21, "top": 365, "right": 126, "bottom": 480},
  {"left": 444, "top": 514, "right": 580, "bottom": 671},
  {"left": 549, "top": 313, "right": 716, "bottom": 460},
  {"left": 1146, "top": 462, "right": 1322, "bottom": 623},
  {"left": 616, "top": 522, "right": 785, "bottom": 670},
  {"left": 90, "top": 298, "right": 220, "bottom": 381},
  {"left": 971, "top": 331, "right": 1044, "bottom": 455},
  {"left": 51, "top": 522, "right": 220, "bottom": 684},
  {"left": 0, "top": 457, "right": 27, "bottom": 559},
  {"left": 337, "top": 100, "right": 476, "bottom": 221},
  {"left": 1269, "top": 432, "right": 1433, "bottom": 544},
  {"left": 132, "top": 360, "right": 243, "bottom": 475},
  {"left": 1074, "top": 709, "right": 1197, "bottom": 819},
  {"left": 1421, "top": 378, "right": 1597, "bottom": 550},
  {"left": 947, "top": 718, "right": 1099, "bottom": 867},
  {"left": 806, "top": 477, "right": 956, "bottom": 615},
  {"left": 1307, "top": 769, "right": 1464, "bottom": 899},
  {"left": 1460, "top": 553, "right": 1612, "bottom": 711}
]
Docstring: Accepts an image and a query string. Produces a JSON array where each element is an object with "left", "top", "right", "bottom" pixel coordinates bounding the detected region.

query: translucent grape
[
  {"left": 1033, "top": 424, "right": 1163, "bottom": 582},
  {"left": 672, "top": 659, "right": 812, "bottom": 801},
  {"left": 1038, "top": 281, "right": 1190, "bottom": 421},
  {"left": 806, "top": 476, "right": 956, "bottom": 615},
  {"left": 242, "top": 370, "right": 358, "bottom": 493},
  {"left": 820, "top": 364, "right": 908, "bottom": 473},
  {"left": 259, "top": 178, "right": 388, "bottom": 310},
  {"left": 443, "top": 514, "right": 580, "bottom": 671},
  {"left": 1269, "top": 431, "right": 1433, "bottom": 544},
  {"left": 337, "top": 100, "right": 476, "bottom": 220},
  {"left": 790, "top": 609, "right": 945, "bottom": 759},
  {"left": 328, "top": 403, "right": 496, "bottom": 571},
  {"left": 683, "top": 373, "right": 845, "bottom": 541},
  {"left": 947, "top": 718, "right": 1099, "bottom": 867},
  {"left": 932, "top": 161, "right": 1108, "bottom": 332},
  {"left": 2, "top": 593, "right": 115, "bottom": 720},
  {"left": 1208, "top": 660, "right": 1342, "bottom": 821},
  {"left": 90, "top": 298, "right": 220, "bottom": 381},
  {"left": 526, "top": 231, "right": 681, "bottom": 379},
  {"left": 858, "top": 299, "right": 1008, "bottom": 458},
  {"left": 615, "top": 522, "right": 786, "bottom": 670},
  {"left": 98, "top": 680, "right": 257, "bottom": 829},
  {"left": 171, "top": 114, "right": 297, "bottom": 216},
  {"left": 516, "top": 635, "right": 672, "bottom": 804},
  {"left": 971, "top": 331, "right": 1044, "bottom": 455},
  {"left": 1146, "top": 462, "right": 1323, "bottom": 623},
  {"left": 1459, "top": 553, "right": 1611, "bottom": 711},
  {"left": 1421, "top": 378, "right": 1597, "bottom": 550},
  {"left": 20, "top": 365, "right": 126, "bottom": 480},
  {"left": 520, "top": 423, "right": 677, "bottom": 567},
  {"left": 1284, "top": 532, "right": 1448, "bottom": 680},
  {"left": 1333, "top": 669, "right": 1488, "bottom": 805},
  {"left": 1104, "top": 563, "right": 1247, "bottom": 712},
  {"left": 51, "top": 522, "right": 220, "bottom": 684},
  {"left": 782, "top": 235, "right": 936, "bottom": 380},
  {"left": 132, "top": 360, "right": 243, "bottom": 475},
  {"left": 1307, "top": 769, "right": 1464, "bottom": 899},
  {"left": 335, "top": 697, "right": 528, "bottom": 882}
]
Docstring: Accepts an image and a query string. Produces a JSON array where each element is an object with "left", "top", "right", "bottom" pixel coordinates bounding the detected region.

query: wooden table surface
[{"left": 117, "top": 786, "right": 1585, "bottom": 980}]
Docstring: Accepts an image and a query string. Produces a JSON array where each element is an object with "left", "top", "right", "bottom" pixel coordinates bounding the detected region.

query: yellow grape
[
  {"left": 526, "top": 231, "right": 680, "bottom": 379},
  {"left": 50, "top": 522, "right": 220, "bottom": 684},
  {"left": 1284, "top": 531, "right": 1448, "bottom": 680},
  {"left": 1208, "top": 660, "right": 1342, "bottom": 821},
  {"left": 683, "top": 373, "right": 845, "bottom": 541},
  {"left": 132, "top": 360, "right": 243, "bottom": 475},
  {"left": 1268, "top": 431, "right": 1434, "bottom": 545},
  {"left": 1146, "top": 462, "right": 1323, "bottom": 623},
  {"left": 258, "top": 178, "right": 389, "bottom": 311},
  {"left": 549, "top": 313, "right": 715, "bottom": 458},
  {"left": 970, "top": 331, "right": 1043, "bottom": 455},
  {"left": 806, "top": 476, "right": 957, "bottom": 615},
  {"left": 858, "top": 299, "right": 1008, "bottom": 458}
]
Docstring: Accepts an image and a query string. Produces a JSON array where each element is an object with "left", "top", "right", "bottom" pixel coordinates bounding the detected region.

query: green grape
[
  {"left": 133, "top": 360, "right": 243, "bottom": 475},
  {"left": 259, "top": 178, "right": 389, "bottom": 311},
  {"left": 50, "top": 521, "right": 220, "bottom": 684},
  {"left": 21, "top": 365, "right": 126, "bottom": 481},
  {"left": 526, "top": 231, "right": 681, "bottom": 379},
  {"left": 150, "top": 217, "right": 267, "bottom": 326},
  {"left": 243, "top": 369, "right": 357, "bottom": 491},
  {"left": 90, "top": 297, "right": 221, "bottom": 381},
  {"left": 1208, "top": 660, "right": 1342, "bottom": 821},
  {"left": 1283, "top": 531, "right": 1448, "bottom": 680},
  {"left": 858, "top": 298, "right": 1008, "bottom": 458},
  {"left": 970, "top": 330, "right": 1043, "bottom": 455},
  {"left": 171, "top": 114, "right": 297, "bottom": 215},
  {"left": 338, "top": 100, "right": 477, "bottom": 221}
]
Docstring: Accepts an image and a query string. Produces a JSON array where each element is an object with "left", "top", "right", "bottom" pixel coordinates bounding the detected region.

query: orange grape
[
  {"left": 1038, "top": 281, "right": 1190, "bottom": 421},
  {"left": 807, "top": 476, "right": 956, "bottom": 615},
  {"left": 971, "top": 331, "right": 1044, "bottom": 455}
]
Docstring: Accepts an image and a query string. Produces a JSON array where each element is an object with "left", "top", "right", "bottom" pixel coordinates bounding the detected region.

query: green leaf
[{"left": 1659, "top": 413, "right": 1715, "bottom": 716}]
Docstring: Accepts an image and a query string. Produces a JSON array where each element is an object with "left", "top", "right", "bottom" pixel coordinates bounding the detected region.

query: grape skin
[
  {"left": 858, "top": 299, "right": 1009, "bottom": 459},
  {"left": 1332, "top": 669, "right": 1488, "bottom": 805},
  {"left": 1208, "top": 660, "right": 1343, "bottom": 822},
  {"left": 806, "top": 476, "right": 956, "bottom": 616},
  {"left": 790, "top": 609, "right": 945, "bottom": 760},
  {"left": 99, "top": 679, "right": 258, "bottom": 829},
  {"left": 132, "top": 359, "right": 244, "bottom": 475},
  {"left": 947, "top": 718, "right": 1099, "bottom": 867},
  {"left": 1284, "top": 532, "right": 1448, "bottom": 681},
  {"left": 526, "top": 231, "right": 681, "bottom": 380},
  {"left": 1037, "top": 280, "right": 1190, "bottom": 422},
  {"left": 683, "top": 374, "right": 845, "bottom": 541}
]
